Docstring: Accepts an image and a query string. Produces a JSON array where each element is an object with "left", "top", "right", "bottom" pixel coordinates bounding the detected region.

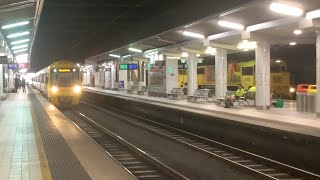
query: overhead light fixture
[
  {"left": 167, "top": 56, "right": 180, "bottom": 59},
  {"left": 270, "top": 3, "right": 303, "bottom": 16},
  {"left": 122, "top": 54, "right": 132, "bottom": 58},
  {"left": 12, "top": 44, "right": 28, "bottom": 50},
  {"left": 182, "top": 31, "right": 205, "bottom": 39},
  {"left": 128, "top": 47, "right": 142, "bottom": 53},
  {"left": 237, "top": 40, "right": 257, "bottom": 50},
  {"left": 109, "top": 54, "right": 121, "bottom": 58},
  {"left": 11, "top": 39, "right": 30, "bottom": 45},
  {"left": 2, "top": 21, "right": 29, "bottom": 29},
  {"left": 218, "top": 20, "right": 244, "bottom": 30},
  {"left": 275, "top": 60, "right": 282, "bottom": 63},
  {"left": 306, "top": 9, "right": 320, "bottom": 19},
  {"left": 289, "top": 42, "right": 297, "bottom": 46},
  {"left": 205, "top": 47, "right": 216, "bottom": 55},
  {"left": 293, "top": 30, "right": 302, "bottom": 35},
  {"left": 7, "top": 31, "right": 30, "bottom": 39},
  {"left": 196, "top": 54, "right": 201, "bottom": 57},
  {"left": 13, "top": 48, "right": 28, "bottom": 54},
  {"left": 181, "top": 52, "right": 189, "bottom": 58}
]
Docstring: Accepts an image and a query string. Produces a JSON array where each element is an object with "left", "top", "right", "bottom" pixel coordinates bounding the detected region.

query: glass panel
[{"left": 51, "top": 69, "right": 79, "bottom": 87}]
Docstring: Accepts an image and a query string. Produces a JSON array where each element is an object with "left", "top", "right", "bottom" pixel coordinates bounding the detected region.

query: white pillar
[
  {"left": 111, "top": 63, "right": 117, "bottom": 90},
  {"left": 187, "top": 53, "right": 197, "bottom": 97},
  {"left": 255, "top": 41, "right": 270, "bottom": 110},
  {"left": 165, "top": 57, "right": 179, "bottom": 94},
  {"left": 0, "top": 65, "right": 4, "bottom": 100},
  {"left": 215, "top": 48, "right": 227, "bottom": 100},
  {"left": 316, "top": 31, "right": 320, "bottom": 117}
]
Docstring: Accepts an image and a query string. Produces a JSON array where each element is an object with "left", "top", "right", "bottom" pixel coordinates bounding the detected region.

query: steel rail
[
  {"left": 81, "top": 99, "right": 320, "bottom": 180},
  {"left": 71, "top": 110, "right": 189, "bottom": 180}
]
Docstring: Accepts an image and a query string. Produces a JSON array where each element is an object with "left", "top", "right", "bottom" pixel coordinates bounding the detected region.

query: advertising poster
[{"left": 150, "top": 66, "right": 163, "bottom": 86}]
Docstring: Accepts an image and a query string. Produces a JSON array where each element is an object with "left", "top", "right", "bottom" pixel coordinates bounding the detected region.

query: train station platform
[
  {"left": 0, "top": 87, "right": 135, "bottom": 180},
  {"left": 83, "top": 87, "right": 320, "bottom": 138}
]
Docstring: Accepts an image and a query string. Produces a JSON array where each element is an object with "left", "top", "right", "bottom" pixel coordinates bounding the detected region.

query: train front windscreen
[{"left": 51, "top": 68, "right": 80, "bottom": 87}]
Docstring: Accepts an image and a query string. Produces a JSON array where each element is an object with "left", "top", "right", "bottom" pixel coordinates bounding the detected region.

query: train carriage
[
  {"left": 31, "top": 60, "right": 82, "bottom": 107},
  {"left": 178, "top": 60, "right": 295, "bottom": 99}
]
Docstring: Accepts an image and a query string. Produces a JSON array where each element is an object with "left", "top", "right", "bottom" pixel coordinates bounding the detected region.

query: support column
[
  {"left": 165, "top": 57, "right": 178, "bottom": 94},
  {"left": 255, "top": 41, "right": 271, "bottom": 110},
  {"left": 215, "top": 48, "right": 227, "bottom": 100},
  {"left": 110, "top": 63, "right": 117, "bottom": 90},
  {"left": 316, "top": 31, "right": 320, "bottom": 117},
  {"left": 187, "top": 53, "right": 197, "bottom": 97}
]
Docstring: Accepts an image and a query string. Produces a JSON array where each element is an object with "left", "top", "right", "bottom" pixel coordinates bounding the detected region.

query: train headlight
[
  {"left": 290, "top": 87, "right": 295, "bottom": 93},
  {"left": 51, "top": 86, "right": 58, "bottom": 93},
  {"left": 73, "top": 85, "right": 81, "bottom": 94}
]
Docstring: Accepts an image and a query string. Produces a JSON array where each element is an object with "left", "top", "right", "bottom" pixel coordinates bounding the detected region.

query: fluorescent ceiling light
[
  {"left": 0, "top": 53, "right": 6, "bottom": 56},
  {"left": 218, "top": 20, "right": 244, "bottom": 30},
  {"left": 12, "top": 44, "right": 28, "bottom": 50},
  {"left": 11, "top": 39, "right": 30, "bottom": 45},
  {"left": 306, "top": 9, "right": 320, "bottom": 19},
  {"left": 237, "top": 40, "right": 257, "bottom": 50},
  {"left": 181, "top": 52, "right": 189, "bottom": 57},
  {"left": 289, "top": 42, "right": 296, "bottom": 46},
  {"left": 13, "top": 48, "right": 28, "bottom": 54},
  {"left": 109, "top": 54, "right": 121, "bottom": 58},
  {"left": 7, "top": 31, "right": 30, "bottom": 39},
  {"left": 293, "top": 30, "right": 302, "bottom": 35},
  {"left": 128, "top": 47, "right": 142, "bottom": 53},
  {"left": 205, "top": 47, "right": 216, "bottom": 55},
  {"left": 275, "top": 60, "right": 282, "bottom": 63},
  {"left": 196, "top": 54, "right": 201, "bottom": 57},
  {"left": 182, "top": 31, "right": 205, "bottom": 39},
  {"left": 270, "top": 3, "right": 303, "bottom": 16},
  {"left": 122, "top": 54, "right": 132, "bottom": 58},
  {"left": 167, "top": 56, "right": 180, "bottom": 59},
  {"left": 2, "top": 21, "right": 29, "bottom": 29}
]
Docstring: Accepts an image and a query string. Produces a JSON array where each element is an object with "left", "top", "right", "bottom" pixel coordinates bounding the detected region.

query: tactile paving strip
[{"left": 28, "top": 90, "right": 91, "bottom": 180}]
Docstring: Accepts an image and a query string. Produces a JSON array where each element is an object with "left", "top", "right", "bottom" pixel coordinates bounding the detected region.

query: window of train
[
  {"left": 197, "top": 68, "right": 205, "bottom": 74},
  {"left": 242, "top": 67, "right": 254, "bottom": 75},
  {"left": 51, "top": 68, "right": 80, "bottom": 87}
]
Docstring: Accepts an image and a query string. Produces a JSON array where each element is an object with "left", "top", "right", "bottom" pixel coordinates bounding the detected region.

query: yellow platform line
[{"left": 31, "top": 106, "right": 53, "bottom": 180}]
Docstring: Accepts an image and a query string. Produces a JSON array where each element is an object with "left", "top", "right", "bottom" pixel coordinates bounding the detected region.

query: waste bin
[
  {"left": 307, "top": 85, "right": 316, "bottom": 113},
  {"left": 276, "top": 99, "right": 284, "bottom": 108},
  {"left": 296, "top": 84, "right": 309, "bottom": 112}
]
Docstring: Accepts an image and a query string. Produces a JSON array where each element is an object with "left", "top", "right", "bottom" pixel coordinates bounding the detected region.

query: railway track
[
  {"left": 81, "top": 99, "right": 320, "bottom": 180},
  {"left": 66, "top": 110, "right": 189, "bottom": 180}
]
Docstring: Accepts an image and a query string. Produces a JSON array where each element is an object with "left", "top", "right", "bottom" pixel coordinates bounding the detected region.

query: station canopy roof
[
  {"left": 84, "top": 0, "right": 320, "bottom": 63},
  {"left": 29, "top": 0, "right": 264, "bottom": 71},
  {"left": 0, "top": 0, "right": 39, "bottom": 63}
]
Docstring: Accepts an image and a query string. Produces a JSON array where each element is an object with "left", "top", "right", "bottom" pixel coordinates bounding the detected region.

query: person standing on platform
[
  {"left": 21, "top": 78, "right": 26, "bottom": 92},
  {"left": 14, "top": 76, "right": 19, "bottom": 92}
]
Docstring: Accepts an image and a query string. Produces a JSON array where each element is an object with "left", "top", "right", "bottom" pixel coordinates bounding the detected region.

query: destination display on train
[{"left": 58, "top": 68, "right": 71, "bottom": 72}]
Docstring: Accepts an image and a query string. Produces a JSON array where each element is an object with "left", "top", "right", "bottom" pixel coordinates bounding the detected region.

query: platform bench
[
  {"left": 127, "top": 85, "right": 137, "bottom": 94},
  {"left": 167, "top": 88, "right": 183, "bottom": 99},
  {"left": 193, "top": 89, "right": 210, "bottom": 103},
  {"left": 138, "top": 86, "right": 147, "bottom": 95}
]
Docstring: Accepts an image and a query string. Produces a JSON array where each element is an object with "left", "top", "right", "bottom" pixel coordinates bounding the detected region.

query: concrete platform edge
[
  {"left": 30, "top": 103, "right": 53, "bottom": 180},
  {"left": 84, "top": 88, "right": 320, "bottom": 138},
  {"left": 31, "top": 88, "right": 135, "bottom": 180}
]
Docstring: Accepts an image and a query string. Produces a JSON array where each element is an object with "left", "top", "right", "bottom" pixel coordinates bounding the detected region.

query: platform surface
[
  {"left": 0, "top": 88, "right": 135, "bottom": 180},
  {"left": 0, "top": 92, "right": 43, "bottom": 180},
  {"left": 84, "top": 87, "right": 320, "bottom": 138}
]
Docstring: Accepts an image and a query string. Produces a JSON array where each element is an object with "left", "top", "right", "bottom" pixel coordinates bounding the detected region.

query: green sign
[
  {"left": 167, "top": 67, "right": 173, "bottom": 73},
  {"left": 119, "top": 64, "right": 128, "bottom": 70}
]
